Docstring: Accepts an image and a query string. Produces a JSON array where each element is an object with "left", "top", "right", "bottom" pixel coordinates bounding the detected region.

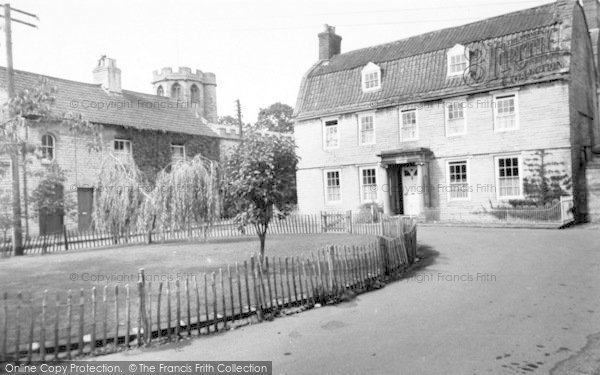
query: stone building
[
  {"left": 293, "top": 0, "right": 600, "bottom": 223},
  {"left": 151, "top": 66, "right": 218, "bottom": 124},
  {"left": 0, "top": 57, "right": 239, "bottom": 236}
]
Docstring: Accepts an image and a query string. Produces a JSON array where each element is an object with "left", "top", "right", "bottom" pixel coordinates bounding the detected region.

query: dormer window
[
  {"left": 361, "top": 62, "right": 381, "bottom": 92},
  {"left": 447, "top": 44, "right": 469, "bottom": 77}
]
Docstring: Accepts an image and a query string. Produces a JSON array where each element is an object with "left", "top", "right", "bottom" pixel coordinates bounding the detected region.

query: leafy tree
[
  {"left": 255, "top": 102, "right": 294, "bottom": 133},
  {"left": 151, "top": 155, "right": 221, "bottom": 238},
  {"left": 93, "top": 156, "right": 147, "bottom": 243},
  {"left": 223, "top": 130, "right": 298, "bottom": 259},
  {"left": 93, "top": 154, "right": 221, "bottom": 243},
  {"left": 29, "top": 162, "right": 75, "bottom": 220}
]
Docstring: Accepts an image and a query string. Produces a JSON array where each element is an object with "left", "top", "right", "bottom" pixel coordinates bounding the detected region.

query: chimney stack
[
  {"left": 93, "top": 56, "right": 122, "bottom": 93},
  {"left": 318, "top": 24, "right": 342, "bottom": 60}
]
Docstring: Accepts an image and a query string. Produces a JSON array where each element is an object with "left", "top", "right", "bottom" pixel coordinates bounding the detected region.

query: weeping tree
[
  {"left": 223, "top": 130, "right": 298, "bottom": 260},
  {"left": 93, "top": 154, "right": 221, "bottom": 243},
  {"left": 151, "top": 155, "right": 221, "bottom": 238},
  {"left": 93, "top": 156, "right": 147, "bottom": 243}
]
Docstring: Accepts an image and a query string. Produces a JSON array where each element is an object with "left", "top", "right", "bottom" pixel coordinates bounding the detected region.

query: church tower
[{"left": 151, "top": 67, "right": 218, "bottom": 124}]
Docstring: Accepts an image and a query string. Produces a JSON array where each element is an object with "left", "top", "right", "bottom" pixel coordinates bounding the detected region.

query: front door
[
  {"left": 77, "top": 188, "right": 94, "bottom": 232},
  {"left": 402, "top": 166, "right": 420, "bottom": 216}
]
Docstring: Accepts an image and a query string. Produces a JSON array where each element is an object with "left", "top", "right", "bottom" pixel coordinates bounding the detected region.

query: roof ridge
[
  {"left": 332, "top": 1, "right": 556, "bottom": 62},
  {"left": 0, "top": 65, "right": 103, "bottom": 88},
  {"left": 0, "top": 66, "right": 171, "bottom": 100}
]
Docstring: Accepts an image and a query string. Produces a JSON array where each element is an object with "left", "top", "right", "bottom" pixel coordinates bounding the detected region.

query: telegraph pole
[
  {"left": 2, "top": 3, "right": 38, "bottom": 255},
  {"left": 235, "top": 99, "right": 243, "bottom": 140}
]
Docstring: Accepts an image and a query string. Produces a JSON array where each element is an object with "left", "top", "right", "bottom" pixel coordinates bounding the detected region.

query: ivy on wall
[
  {"left": 113, "top": 127, "right": 220, "bottom": 184},
  {"left": 521, "top": 149, "right": 571, "bottom": 206}
]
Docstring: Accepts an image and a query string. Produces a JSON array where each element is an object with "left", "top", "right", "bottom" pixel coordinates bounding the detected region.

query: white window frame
[
  {"left": 361, "top": 62, "right": 381, "bottom": 93},
  {"left": 493, "top": 92, "right": 520, "bottom": 132},
  {"left": 494, "top": 155, "right": 524, "bottom": 200},
  {"left": 447, "top": 44, "right": 469, "bottom": 77},
  {"left": 446, "top": 159, "right": 471, "bottom": 201},
  {"left": 358, "top": 113, "right": 376, "bottom": 145},
  {"left": 359, "top": 166, "right": 378, "bottom": 203},
  {"left": 400, "top": 108, "right": 418, "bottom": 141},
  {"left": 41, "top": 133, "right": 56, "bottom": 161},
  {"left": 113, "top": 139, "right": 132, "bottom": 154},
  {"left": 171, "top": 144, "right": 186, "bottom": 162},
  {"left": 444, "top": 98, "right": 467, "bottom": 137},
  {"left": 322, "top": 118, "right": 340, "bottom": 149},
  {"left": 324, "top": 169, "right": 342, "bottom": 204}
]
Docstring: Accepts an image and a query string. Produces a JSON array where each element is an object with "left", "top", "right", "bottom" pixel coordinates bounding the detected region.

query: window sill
[
  {"left": 41, "top": 158, "right": 53, "bottom": 165},
  {"left": 493, "top": 127, "right": 520, "bottom": 133}
]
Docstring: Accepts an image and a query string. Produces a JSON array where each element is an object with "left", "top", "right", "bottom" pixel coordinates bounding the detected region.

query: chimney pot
[
  {"left": 318, "top": 24, "right": 342, "bottom": 60},
  {"left": 93, "top": 56, "right": 122, "bottom": 93}
]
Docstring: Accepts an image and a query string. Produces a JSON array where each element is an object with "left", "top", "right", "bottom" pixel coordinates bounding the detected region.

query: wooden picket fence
[
  {"left": 0, "top": 211, "right": 399, "bottom": 256},
  {"left": 0, "top": 216, "right": 417, "bottom": 363}
]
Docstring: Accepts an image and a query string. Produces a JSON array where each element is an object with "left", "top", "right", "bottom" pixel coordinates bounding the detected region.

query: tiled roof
[
  {"left": 0, "top": 67, "right": 220, "bottom": 138},
  {"left": 295, "top": 1, "right": 572, "bottom": 120}
]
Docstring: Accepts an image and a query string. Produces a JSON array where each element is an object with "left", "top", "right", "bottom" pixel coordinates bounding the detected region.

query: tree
[
  {"left": 255, "top": 102, "right": 294, "bottom": 133},
  {"left": 223, "top": 130, "right": 298, "bottom": 259},
  {"left": 93, "top": 156, "right": 147, "bottom": 243},
  {"left": 93, "top": 154, "right": 222, "bottom": 243},
  {"left": 151, "top": 155, "right": 221, "bottom": 238},
  {"left": 1, "top": 79, "right": 99, "bottom": 255},
  {"left": 29, "top": 162, "right": 75, "bottom": 221}
]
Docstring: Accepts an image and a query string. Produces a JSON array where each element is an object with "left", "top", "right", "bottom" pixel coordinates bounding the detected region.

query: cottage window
[
  {"left": 113, "top": 139, "right": 132, "bottom": 154},
  {"left": 447, "top": 44, "right": 469, "bottom": 77},
  {"left": 401, "top": 109, "right": 418, "bottom": 141},
  {"left": 324, "top": 119, "right": 339, "bottom": 149},
  {"left": 494, "top": 93, "right": 519, "bottom": 131},
  {"left": 359, "top": 114, "right": 375, "bottom": 145},
  {"left": 325, "top": 170, "right": 341, "bottom": 203},
  {"left": 445, "top": 100, "right": 467, "bottom": 136},
  {"left": 360, "top": 167, "right": 377, "bottom": 202},
  {"left": 497, "top": 156, "right": 522, "bottom": 198},
  {"left": 361, "top": 62, "right": 381, "bottom": 92},
  {"left": 448, "top": 160, "right": 469, "bottom": 200},
  {"left": 171, "top": 144, "right": 186, "bottom": 163},
  {"left": 41, "top": 134, "right": 55, "bottom": 161}
]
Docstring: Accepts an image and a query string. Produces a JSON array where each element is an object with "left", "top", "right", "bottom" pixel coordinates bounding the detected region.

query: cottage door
[
  {"left": 77, "top": 188, "right": 94, "bottom": 231},
  {"left": 402, "top": 166, "right": 420, "bottom": 216}
]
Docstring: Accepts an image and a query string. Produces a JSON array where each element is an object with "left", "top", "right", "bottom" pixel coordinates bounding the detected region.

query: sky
[{"left": 3, "top": 0, "right": 554, "bottom": 122}]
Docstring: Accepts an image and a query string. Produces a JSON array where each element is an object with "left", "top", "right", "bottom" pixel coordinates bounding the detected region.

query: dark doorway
[
  {"left": 388, "top": 165, "right": 404, "bottom": 215},
  {"left": 77, "top": 188, "right": 94, "bottom": 232},
  {"left": 38, "top": 184, "right": 65, "bottom": 235},
  {"left": 39, "top": 209, "right": 64, "bottom": 235}
]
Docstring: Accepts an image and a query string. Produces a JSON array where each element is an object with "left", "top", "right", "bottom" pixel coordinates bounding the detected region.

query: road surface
[{"left": 98, "top": 226, "right": 600, "bottom": 374}]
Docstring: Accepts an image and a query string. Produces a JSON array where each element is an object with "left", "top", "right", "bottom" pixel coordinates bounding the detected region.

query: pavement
[{"left": 96, "top": 226, "right": 600, "bottom": 375}]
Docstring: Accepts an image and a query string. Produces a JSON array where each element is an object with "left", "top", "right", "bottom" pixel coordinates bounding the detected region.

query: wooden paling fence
[
  {"left": 0, "top": 211, "right": 399, "bottom": 257},
  {"left": 0, "top": 216, "right": 417, "bottom": 363}
]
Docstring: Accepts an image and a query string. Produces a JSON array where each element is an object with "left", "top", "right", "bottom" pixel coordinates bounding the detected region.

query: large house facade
[
  {"left": 0, "top": 57, "right": 239, "bottom": 236},
  {"left": 294, "top": 0, "right": 600, "bottom": 223}
]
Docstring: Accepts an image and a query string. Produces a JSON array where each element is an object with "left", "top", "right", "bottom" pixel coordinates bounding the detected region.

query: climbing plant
[{"left": 521, "top": 149, "right": 571, "bottom": 206}]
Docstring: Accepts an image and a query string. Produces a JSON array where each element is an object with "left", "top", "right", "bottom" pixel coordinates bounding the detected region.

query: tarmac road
[{"left": 97, "top": 226, "right": 600, "bottom": 375}]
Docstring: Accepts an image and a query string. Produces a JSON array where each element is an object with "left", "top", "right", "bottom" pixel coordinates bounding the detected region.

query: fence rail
[
  {"left": 421, "top": 196, "right": 575, "bottom": 227},
  {"left": 0, "top": 215, "right": 417, "bottom": 363},
  {"left": 0, "top": 212, "right": 412, "bottom": 257}
]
